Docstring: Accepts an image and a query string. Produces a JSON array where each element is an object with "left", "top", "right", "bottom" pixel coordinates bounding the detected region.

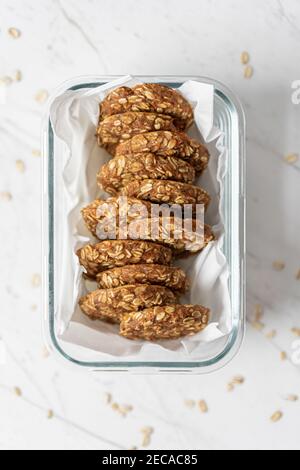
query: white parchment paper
[{"left": 49, "top": 76, "right": 232, "bottom": 360}]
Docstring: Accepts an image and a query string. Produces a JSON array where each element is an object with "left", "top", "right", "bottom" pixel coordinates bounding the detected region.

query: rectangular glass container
[{"left": 42, "top": 75, "right": 246, "bottom": 374}]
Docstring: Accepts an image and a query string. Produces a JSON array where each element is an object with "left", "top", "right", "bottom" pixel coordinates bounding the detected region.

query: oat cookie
[
  {"left": 76, "top": 240, "right": 173, "bottom": 278},
  {"left": 121, "top": 179, "right": 211, "bottom": 209},
  {"left": 109, "top": 217, "right": 214, "bottom": 254},
  {"left": 115, "top": 131, "right": 210, "bottom": 173},
  {"left": 97, "top": 153, "right": 195, "bottom": 194},
  {"left": 100, "top": 84, "right": 193, "bottom": 130},
  {"left": 97, "top": 112, "right": 176, "bottom": 154},
  {"left": 79, "top": 284, "right": 177, "bottom": 323},
  {"left": 96, "top": 264, "right": 189, "bottom": 293},
  {"left": 81, "top": 196, "right": 152, "bottom": 238},
  {"left": 120, "top": 304, "right": 210, "bottom": 340}
]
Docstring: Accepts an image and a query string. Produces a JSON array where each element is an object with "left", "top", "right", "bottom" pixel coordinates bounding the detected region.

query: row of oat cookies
[{"left": 77, "top": 83, "right": 213, "bottom": 341}]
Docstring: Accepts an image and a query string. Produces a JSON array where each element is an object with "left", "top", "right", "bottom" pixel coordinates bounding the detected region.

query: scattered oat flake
[
  {"left": 251, "top": 320, "right": 265, "bottom": 331},
  {"left": 270, "top": 411, "right": 283, "bottom": 423},
  {"left": 35, "top": 89, "right": 49, "bottom": 103},
  {"left": 31, "top": 304, "right": 37, "bottom": 311},
  {"left": 111, "top": 402, "right": 119, "bottom": 411},
  {"left": 244, "top": 65, "right": 253, "bottom": 79},
  {"left": 8, "top": 27, "right": 21, "bottom": 39},
  {"left": 266, "top": 330, "right": 277, "bottom": 339},
  {"left": 47, "top": 409, "right": 54, "bottom": 419},
  {"left": 13, "top": 70, "right": 22, "bottom": 82},
  {"left": 280, "top": 351, "right": 287, "bottom": 361},
  {"left": 14, "top": 387, "right": 22, "bottom": 397},
  {"left": 0, "top": 76, "right": 13, "bottom": 86},
  {"left": 118, "top": 406, "right": 129, "bottom": 417},
  {"left": 296, "top": 270, "right": 300, "bottom": 280},
  {"left": 254, "top": 304, "right": 263, "bottom": 321},
  {"left": 140, "top": 426, "right": 153, "bottom": 435},
  {"left": 227, "top": 382, "right": 235, "bottom": 392},
  {"left": 0, "top": 191, "right": 12, "bottom": 201},
  {"left": 284, "top": 394, "right": 298, "bottom": 402},
  {"left": 291, "top": 328, "right": 300, "bottom": 337},
  {"left": 141, "top": 434, "right": 151, "bottom": 447},
  {"left": 232, "top": 375, "right": 245, "bottom": 385},
  {"left": 103, "top": 392, "right": 112, "bottom": 404},
  {"left": 16, "top": 160, "right": 25, "bottom": 173},
  {"left": 272, "top": 261, "right": 285, "bottom": 271},
  {"left": 32, "top": 149, "right": 41, "bottom": 157},
  {"left": 122, "top": 404, "right": 133, "bottom": 412},
  {"left": 31, "top": 273, "right": 41, "bottom": 287},
  {"left": 184, "top": 399, "right": 195, "bottom": 408},
  {"left": 241, "top": 51, "right": 250, "bottom": 65},
  {"left": 284, "top": 154, "right": 298, "bottom": 165},
  {"left": 198, "top": 400, "right": 208, "bottom": 413}
]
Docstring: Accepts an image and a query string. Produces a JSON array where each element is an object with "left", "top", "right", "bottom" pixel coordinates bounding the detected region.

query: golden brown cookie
[
  {"left": 96, "top": 264, "right": 189, "bottom": 293},
  {"left": 76, "top": 240, "right": 173, "bottom": 278},
  {"left": 115, "top": 131, "right": 210, "bottom": 173},
  {"left": 97, "top": 153, "right": 196, "bottom": 195},
  {"left": 81, "top": 197, "right": 152, "bottom": 238},
  {"left": 120, "top": 179, "right": 211, "bottom": 210},
  {"left": 100, "top": 84, "right": 193, "bottom": 130},
  {"left": 79, "top": 284, "right": 177, "bottom": 323},
  {"left": 120, "top": 304, "right": 210, "bottom": 340},
  {"left": 100, "top": 217, "right": 214, "bottom": 254},
  {"left": 97, "top": 112, "right": 176, "bottom": 154}
]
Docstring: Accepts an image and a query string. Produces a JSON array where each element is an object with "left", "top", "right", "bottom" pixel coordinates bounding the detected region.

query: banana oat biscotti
[
  {"left": 97, "top": 112, "right": 176, "bottom": 154},
  {"left": 100, "top": 83, "right": 193, "bottom": 130},
  {"left": 97, "top": 153, "right": 196, "bottom": 194},
  {"left": 96, "top": 264, "right": 189, "bottom": 293},
  {"left": 79, "top": 284, "right": 177, "bottom": 323},
  {"left": 76, "top": 240, "right": 173, "bottom": 278},
  {"left": 115, "top": 130, "right": 210, "bottom": 173},
  {"left": 120, "top": 304, "right": 210, "bottom": 340}
]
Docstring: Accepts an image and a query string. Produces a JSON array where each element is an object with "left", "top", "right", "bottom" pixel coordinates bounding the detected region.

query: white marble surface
[{"left": 1, "top": 0, "right": 300, "bottom": 450}]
